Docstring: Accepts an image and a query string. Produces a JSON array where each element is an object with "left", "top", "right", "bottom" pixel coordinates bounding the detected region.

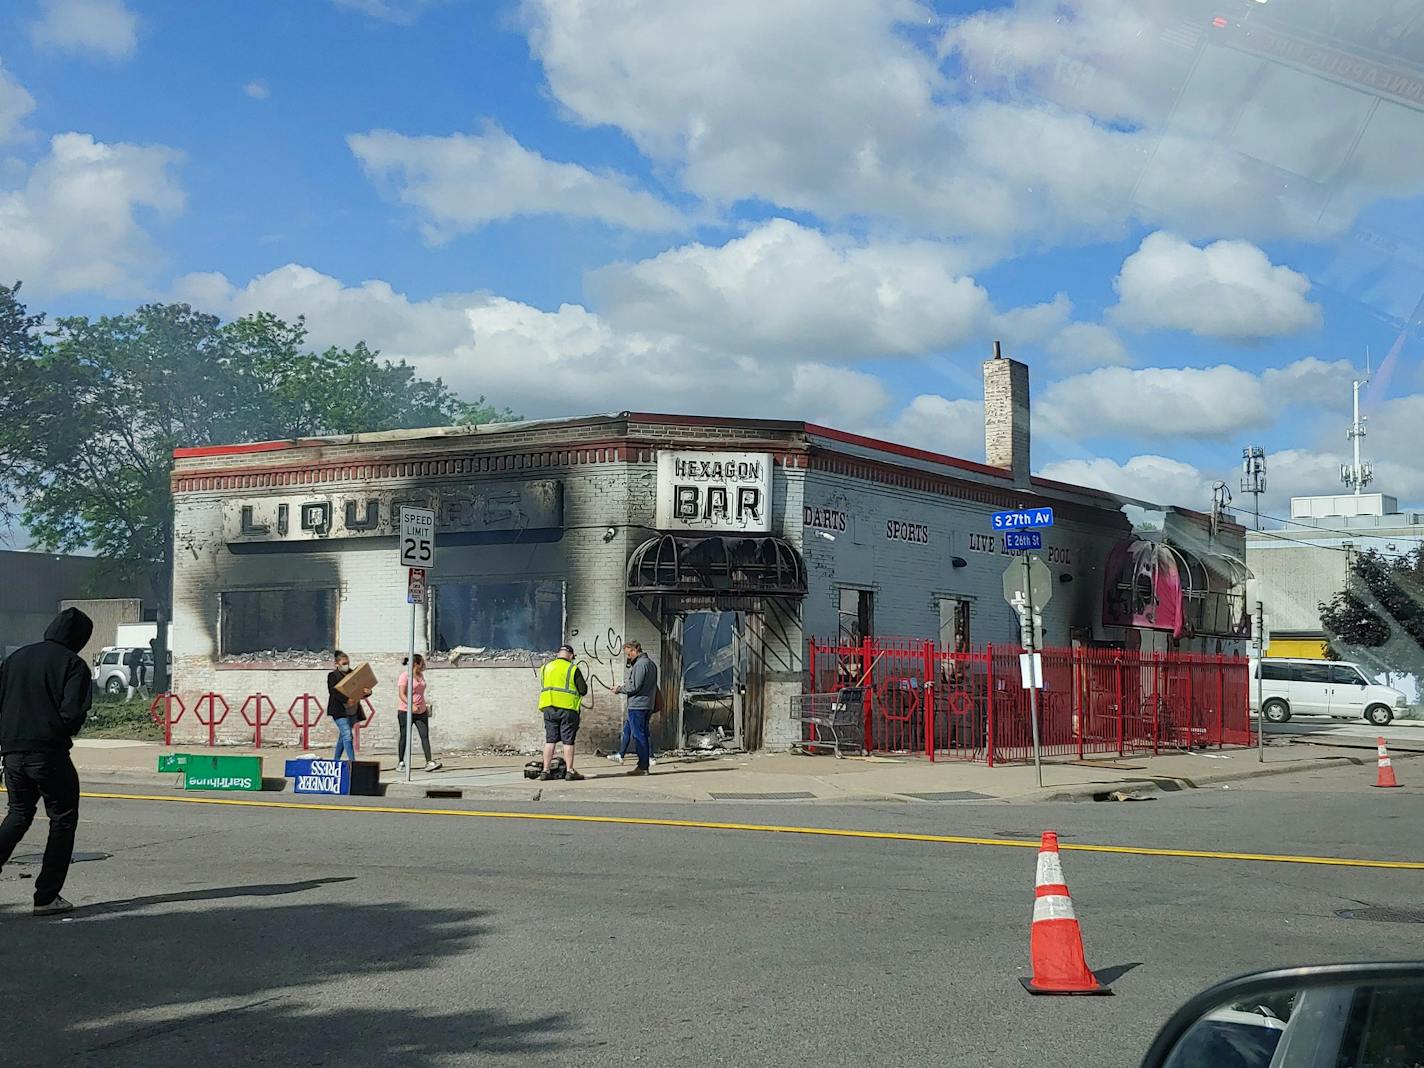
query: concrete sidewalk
[{"left": 67, "top": 737, "right": 1414, "bottom": 804}]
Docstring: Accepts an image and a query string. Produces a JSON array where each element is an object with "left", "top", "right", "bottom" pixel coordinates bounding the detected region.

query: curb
[{"left": 1037, "top": 752, "right": 1389, "bottom": 802}]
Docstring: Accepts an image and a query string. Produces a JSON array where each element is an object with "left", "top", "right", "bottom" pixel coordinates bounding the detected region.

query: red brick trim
[
  {"left": 808, "top": 448, "right": 1124, "bottom": 525},
  {"left": 172, "top": 440, "right": 634, "bottom": 493}
]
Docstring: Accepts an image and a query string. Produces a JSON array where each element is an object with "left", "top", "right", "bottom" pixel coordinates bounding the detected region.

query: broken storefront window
[
  {"left": 220, "top": 588, "right": 338, "bottom": 660},
  {"left": 433, "top": 579, "right": 565, "bottom": 656}
]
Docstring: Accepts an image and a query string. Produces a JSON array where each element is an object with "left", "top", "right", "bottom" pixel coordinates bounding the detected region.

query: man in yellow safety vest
[{"left": 539, "top": 644, "right": 589, "bottom": 781}]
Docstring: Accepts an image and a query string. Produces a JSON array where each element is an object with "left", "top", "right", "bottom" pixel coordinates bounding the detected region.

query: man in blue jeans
[{"left": 612, "top": 640, "right": 659, "bottom": 776}]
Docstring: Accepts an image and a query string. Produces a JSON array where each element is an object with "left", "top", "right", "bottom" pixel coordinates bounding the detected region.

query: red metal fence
[
  {"left": 149, "top": 691, "right": 378, "bottom": 751},
  {"left": 807, "top": 638, "right": 1253, "bottom": 765}
]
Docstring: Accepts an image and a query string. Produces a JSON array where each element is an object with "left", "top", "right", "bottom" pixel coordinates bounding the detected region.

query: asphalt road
[
  {"left": 1267, "top": 714, "right": 1424, "bottom": 748},
  {"left": 1, "top": 762, "right": 1420, "bottom": 1068}
]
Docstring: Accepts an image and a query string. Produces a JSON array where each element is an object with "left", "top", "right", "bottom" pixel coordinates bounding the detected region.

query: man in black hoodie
[{"left": 0, "top": 607, "right": 93, "bottom": 915}]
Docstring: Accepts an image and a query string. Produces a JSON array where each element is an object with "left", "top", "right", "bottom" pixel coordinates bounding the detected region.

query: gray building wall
[
  {"left": 1, "top": 551, "right": 143, "bottom": 659},
  {"left": 1247, "top": 527, "right": 1424, "bottom": 635}
]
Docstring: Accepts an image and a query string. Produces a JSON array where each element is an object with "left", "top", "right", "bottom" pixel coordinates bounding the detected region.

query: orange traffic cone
[
  {"left": 1021, "top": 831, "right": 1112, "bottom": 996},
  {"left": 1374, "top": 737, "right": 1402, "bottom": 789}
]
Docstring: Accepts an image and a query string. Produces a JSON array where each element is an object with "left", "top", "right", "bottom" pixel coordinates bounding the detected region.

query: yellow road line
[{"left": 80, "top": 790, "right": 1424, "bottom": 871}]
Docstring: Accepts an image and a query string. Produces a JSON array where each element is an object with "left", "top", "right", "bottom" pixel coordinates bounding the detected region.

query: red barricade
[
  {"left": 148, "top": 693, "right": 186, "bottom": 746},
  {"left": 286, "top": 694, "right": 325, "bottom": 750},
  {"left": 808, "top": 638, "right": 1251, "bottom": 766},
  {"left": 238, "top": 693, "right": 278, "bottom": 748},
  {"left": 192, "top": 693, "right": 230, "bottom": 748}
]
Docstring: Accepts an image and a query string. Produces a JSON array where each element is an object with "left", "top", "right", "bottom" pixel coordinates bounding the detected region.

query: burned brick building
[{"left": 167, "top": 353, "right": 1250, "bottom": 755}]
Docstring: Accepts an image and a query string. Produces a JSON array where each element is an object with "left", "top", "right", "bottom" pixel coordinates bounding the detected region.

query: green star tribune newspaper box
[{"left": 160, "top": 753, "right": 262, "bottom": 791}]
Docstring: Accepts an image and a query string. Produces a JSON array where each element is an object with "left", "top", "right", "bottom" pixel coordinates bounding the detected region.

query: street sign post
[
  {"left": 398, "top": 507, "right": 435, "bottom": 782},
  {"left": 1254, "top": 600, "right": 1265, "bottom": 764},
  {"left": 1003, "top": 553, "right": 1054, "bottom": 787}
]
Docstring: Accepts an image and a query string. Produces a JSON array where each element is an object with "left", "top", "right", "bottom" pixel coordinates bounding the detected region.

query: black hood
[{"left": 44, "top": 607, "right": 94, "bottom": 653}]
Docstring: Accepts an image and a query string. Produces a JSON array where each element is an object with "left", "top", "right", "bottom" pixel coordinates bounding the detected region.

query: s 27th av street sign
[{"left": 991, "top": 507, "right": 1054, "bottom": 530}]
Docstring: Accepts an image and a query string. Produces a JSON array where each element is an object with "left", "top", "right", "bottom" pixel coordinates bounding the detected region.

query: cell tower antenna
[
  {"left": 1241, "top": 445, "right": 1266, "bottom": 530},
  {"left": 1340, "top": 357, "right": 1373, "bottom": 496}
]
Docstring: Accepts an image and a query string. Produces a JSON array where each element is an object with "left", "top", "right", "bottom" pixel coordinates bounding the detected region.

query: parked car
[
  {"left": 1145, "top": 962, "right": 1424, "bottom": 1068},
  {"left": 1250, "top": 657, "right": 1406, "bottom": 726},
  {"left": 92, "top": 646, "right": 170, "bottom": 696}
]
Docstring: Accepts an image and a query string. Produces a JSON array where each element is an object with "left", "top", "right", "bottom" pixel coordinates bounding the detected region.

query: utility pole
[
  {"left": 1240, "top": 445, "right": 1266, "bottom": 531},
  {"left": 1254, "top": 600, "right": 1265, "bottom": 764}
]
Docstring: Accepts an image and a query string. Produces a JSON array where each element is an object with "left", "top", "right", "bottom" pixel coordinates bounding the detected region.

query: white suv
[
  {"left": 1252, "top": 658, "right": 1407, "bottom": 727},
  {"left": 92, "top": 646, "right": 164, "bottom": 695}
]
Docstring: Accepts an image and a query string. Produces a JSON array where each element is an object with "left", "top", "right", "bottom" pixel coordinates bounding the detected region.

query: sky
[{"left": 3, "top": 0, "right": 1424, "bottom": 526}]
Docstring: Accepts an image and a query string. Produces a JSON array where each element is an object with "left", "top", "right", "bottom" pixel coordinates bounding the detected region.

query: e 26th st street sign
[
  {"left": 1004, "top": 531, "right": 1042, "bottom": 551},
  {"left": 991, "top": 507, "right": 1054, "bottom": 531}
]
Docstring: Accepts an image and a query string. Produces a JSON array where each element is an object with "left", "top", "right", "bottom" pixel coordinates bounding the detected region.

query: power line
[{"left": 1251, "top": 510, "right": 1424, "bottom": 542}]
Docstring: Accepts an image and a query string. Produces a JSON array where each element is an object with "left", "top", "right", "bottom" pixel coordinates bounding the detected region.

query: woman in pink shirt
[{"left": 396, "top": 654, "right": 441, "bottom": 772}]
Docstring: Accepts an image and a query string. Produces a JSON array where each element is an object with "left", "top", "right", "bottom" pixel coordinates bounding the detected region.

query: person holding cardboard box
[{"left": 327, "top": 651, "right": 371, "bottom": 762}]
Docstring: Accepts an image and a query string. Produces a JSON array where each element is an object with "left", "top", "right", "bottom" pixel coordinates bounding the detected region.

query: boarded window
[
  {"left": 434, "top": 580, "right": 564, "bottom": 653},
  {"left": 221, "top": 588, "right": 338, "bottom": 656}
]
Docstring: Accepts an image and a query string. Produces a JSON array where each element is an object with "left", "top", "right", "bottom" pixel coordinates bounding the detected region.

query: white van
[{"left": 1251, "top": 658, "right": 1406, "bottom": 727}]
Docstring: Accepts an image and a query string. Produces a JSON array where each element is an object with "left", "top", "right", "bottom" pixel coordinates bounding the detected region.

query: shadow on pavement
[
  {"left": 1097, "top": 962, "right": 1144, "bottom": 986},
  {"left": 78, "top": 876, "right": 357, "bottom": 916},
  {"left": 0, "top": 892, "right": 568, "bottom": 1065}
]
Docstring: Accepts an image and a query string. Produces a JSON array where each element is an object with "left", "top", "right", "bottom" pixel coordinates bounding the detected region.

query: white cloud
[
  {"left": 172, "top": 265, "right": 482, "bottom": 357},
  {"left": 28, "top": 0, "right": 138, "bottom": 61},
  {"left": 242, "top": 80, "right": 271, "bottom": 101},
  {"left": 0, "top": 132, "right": 184, "bottom": 296},
  {"left": 1047, "top": 322, "right": 1131, "bottom": 370},
  {"left": 1040, "top": 364, "right": 1267, "bottom": 441},
  {"left": 522, "top": 0, "right": 1147, "bottom": 243},
  {"left": 176, "top": 263, "right": 978, "bottom": 444},
  {"left": 1040, "top": 444, "right": 1416, "bottom": 520},
  {"left": 991, "top": 293, "right": 1072, "bottom": 346},
  {"left": 348, "top": 125, "right": 682, "bottom": 241},
  {"left": 0, "top": 63, "right": 36, "bottom": 145},
  {"left": 871, "top": 394, "right": 985, "bottom": 460},
  {"left": 331, "top": 0, "right": 439, "bottom": 23},
  {"left": 589, "top": 219, "right": 990, "bottom": 359},
  {"left": 1038, "top": 356, "right": 1366, "bottom": 444},
  {"left": 520, "top": 1, "right": 1424, "bottom": 246},
  {"left": 1038, "top": 455, "right": 1215, "bottom": 510},
  {"left": 789, "top": 364, "right": 893, "bottom": 426},
  {"left": 1260, "top": 358, "right": 1355, "bottom": 413},
  {"left": 1112, "top": 232, "right": 1322, "bottom": 341}
]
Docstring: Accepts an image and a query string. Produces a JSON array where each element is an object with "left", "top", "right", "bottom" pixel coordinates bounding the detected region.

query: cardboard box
[{"left": 335, "top": 662, "right": 378, "bottom": 702}]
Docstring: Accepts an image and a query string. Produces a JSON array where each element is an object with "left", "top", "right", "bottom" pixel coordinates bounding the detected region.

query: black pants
[
  {"left": 397, "top": 712, "right": 432, "bottom": 763},
  {"left": 0, "top": 751, "right": 80, "bottom": 906}
]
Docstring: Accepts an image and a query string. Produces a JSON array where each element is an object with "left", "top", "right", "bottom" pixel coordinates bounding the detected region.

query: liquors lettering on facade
[{"left": 223, "top": 481, "right": 564, "bottom": 544}]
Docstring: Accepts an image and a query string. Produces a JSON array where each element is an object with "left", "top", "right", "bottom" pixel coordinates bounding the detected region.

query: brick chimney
[{"left": 984, "top": 340, "right": 1030, "bottom": 486}]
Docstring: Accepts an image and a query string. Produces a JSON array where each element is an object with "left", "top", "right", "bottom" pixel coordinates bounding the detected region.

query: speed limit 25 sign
[{"left": 398, "top": 506, "right": 436, "bottom": 568}]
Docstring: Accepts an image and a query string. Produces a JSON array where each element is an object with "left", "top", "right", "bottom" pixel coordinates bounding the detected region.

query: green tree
[
  {"left": 0, "top": 286, "right": 515, "bottom": 688},
  {"left": 1318, "top": 547, "right": 1424, "bottom": 678}
]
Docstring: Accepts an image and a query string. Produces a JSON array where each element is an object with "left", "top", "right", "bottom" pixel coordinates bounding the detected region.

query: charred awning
[
  {"left": 1103, "top": 538, "right": 1253, "bottom": 639},
  {"left": 627, "top": 535, "right": 807, "bottom": 597}
]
